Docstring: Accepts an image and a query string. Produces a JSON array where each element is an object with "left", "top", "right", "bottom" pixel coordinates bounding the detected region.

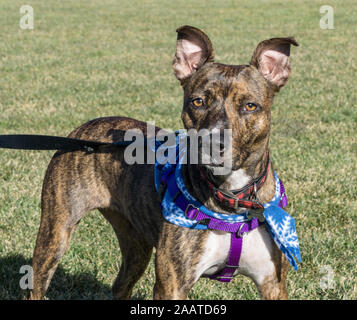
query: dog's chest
[{"left": 195, "top": 223, "right": 276, "bottom": 285}]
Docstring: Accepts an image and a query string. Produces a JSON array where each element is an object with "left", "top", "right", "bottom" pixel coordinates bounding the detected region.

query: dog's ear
[
  {"left": 173, "top": 26, "right": 214, "bottom": 82},
  {"left": 250, "top": 37, "right": 298, "bottom": 90}
]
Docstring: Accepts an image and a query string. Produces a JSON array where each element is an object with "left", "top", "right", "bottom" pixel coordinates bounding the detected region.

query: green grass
[{"left": 0, "top": 0, "right": 356, "bottom": 300}]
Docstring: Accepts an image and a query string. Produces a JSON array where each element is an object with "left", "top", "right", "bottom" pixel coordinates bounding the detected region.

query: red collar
[{"left": 199, "top": 154, "right": 270, "bottom": 212}]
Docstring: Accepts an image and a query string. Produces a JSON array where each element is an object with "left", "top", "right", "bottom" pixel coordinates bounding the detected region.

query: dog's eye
[
  {"left": 244, "top": 103, "right": 258, "bottom": 112},
  {"left": 191, "top": 98, "right": 204, "bottom": 108}
]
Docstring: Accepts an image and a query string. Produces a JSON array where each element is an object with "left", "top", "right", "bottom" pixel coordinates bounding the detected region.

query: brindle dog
[{"left": 28, "top": 26, "right": 298, "bottom": 300}]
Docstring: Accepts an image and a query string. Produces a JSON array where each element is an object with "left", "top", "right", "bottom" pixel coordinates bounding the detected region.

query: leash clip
[{"left": 245, "top": 182, "right": 265, "bottom": 222}]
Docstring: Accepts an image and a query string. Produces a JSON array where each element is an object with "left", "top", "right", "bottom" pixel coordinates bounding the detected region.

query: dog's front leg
[
  {"left": 258, "top": 251, "right": 290, "bottom": 300},
  {"left": 153, "top": 223, "right": 208, "bottom": 300}
]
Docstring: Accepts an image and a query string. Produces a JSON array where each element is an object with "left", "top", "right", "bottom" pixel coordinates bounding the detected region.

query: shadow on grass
[{"left": 0, "top": 254, "right": 114, "bottom": 300}]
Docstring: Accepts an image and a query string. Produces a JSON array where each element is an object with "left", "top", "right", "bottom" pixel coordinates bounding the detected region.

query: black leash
[{"left": 0, "top": 134, "right": 133, "bottom": 152}]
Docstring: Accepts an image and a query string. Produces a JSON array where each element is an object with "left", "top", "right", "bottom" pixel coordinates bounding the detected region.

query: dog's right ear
[
  {"left": 173, "top": 26, "right": 214, "bottom": 83},
  {"left": 250, "top": 37, "right": 298, "bottom": 90}
]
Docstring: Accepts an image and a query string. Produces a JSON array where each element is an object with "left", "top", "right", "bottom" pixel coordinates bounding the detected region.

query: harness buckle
[
  {"left": 213, "top": 189, "right": 238, "bottom": 210},
  {"left": 184, "top": 204, "right": 199, "bottom": 220}
]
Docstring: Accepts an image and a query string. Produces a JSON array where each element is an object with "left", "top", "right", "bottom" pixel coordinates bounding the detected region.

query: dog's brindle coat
[{"left": 28, "top": 26, "right": 298, "bottom": 300}]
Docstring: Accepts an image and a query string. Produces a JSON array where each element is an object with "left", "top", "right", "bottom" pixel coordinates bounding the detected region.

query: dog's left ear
[
  {"left": 173, "top": 26, "right": 215, "bottom": 83},
  {"left": 250, "top": 37, "right": 298, "bottom": 90}
]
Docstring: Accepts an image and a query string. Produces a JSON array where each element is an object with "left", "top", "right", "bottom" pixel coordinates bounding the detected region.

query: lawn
[{"left": 0, "top": 0, "right": 356, "bottom": 300}]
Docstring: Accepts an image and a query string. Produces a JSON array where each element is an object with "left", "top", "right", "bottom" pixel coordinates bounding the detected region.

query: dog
[{"left": 28, "top": 26, "right": 298, "bottom": 300}]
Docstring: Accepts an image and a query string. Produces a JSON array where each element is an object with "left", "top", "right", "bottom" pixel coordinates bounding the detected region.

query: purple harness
[
  {"left": 161, "top": 168, "right": 288, "bottom": 282},
  {"left": 186, "top": 208, "right": 262, "bottom": 282}
]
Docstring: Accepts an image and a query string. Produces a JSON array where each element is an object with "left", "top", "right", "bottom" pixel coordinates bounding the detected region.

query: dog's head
[{"left": 173, "top": 26, "right": 298, "bottom": 174}]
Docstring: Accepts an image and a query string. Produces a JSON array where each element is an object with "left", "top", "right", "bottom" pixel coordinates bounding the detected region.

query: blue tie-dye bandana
[{"left": 152, "top": 132, "right": 301, "bottom": 270}]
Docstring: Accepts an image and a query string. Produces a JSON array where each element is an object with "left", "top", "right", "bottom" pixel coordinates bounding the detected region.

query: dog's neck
[
  {"left": 210, "top": 150, "right": 270, "bottom": 190},
  {"left": 183, "top": 149, "right": 275, "bottom": 214}
]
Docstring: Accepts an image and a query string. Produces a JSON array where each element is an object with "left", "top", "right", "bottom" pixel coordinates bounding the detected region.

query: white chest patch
[
  {"left": 195, "top": 226, "right": 276, "bottom": 286},
  {"left": 225, "top": 169, "right": 251, "bottom": 190}
]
